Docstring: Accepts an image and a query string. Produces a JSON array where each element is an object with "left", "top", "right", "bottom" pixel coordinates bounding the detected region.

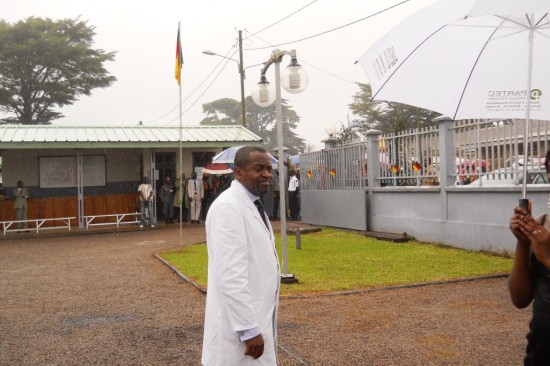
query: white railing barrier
[
  {"left": 83, "top": 213, "right": 140, "bottom": 229},
  {"left": 0, "top": 217, "right": 75, "bottom": 235}
]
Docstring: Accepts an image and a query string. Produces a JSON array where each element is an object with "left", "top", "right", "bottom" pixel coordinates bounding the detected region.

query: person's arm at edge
[
  {"left": 147, "top": 185, "right": 154, "bottom": 201},
  {"left": 508, "top": 206, "right": 535, "bottom": 308},
  {"left": 508, "top": 239, "right": 534, "bottom": 308}
]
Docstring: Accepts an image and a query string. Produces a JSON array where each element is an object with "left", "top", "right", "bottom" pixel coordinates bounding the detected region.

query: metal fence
[
  {"left": 378, "top": 125, "right": 439, "bottom": 186},
  {"left": 454, "top": 119, "right": 549, "bottom": 185},
  {"left": 300, "top": 119, "right": 550, "bottom": 190},
  {"left": 300, "top": 142, "right": 368, "bottom": 191}
]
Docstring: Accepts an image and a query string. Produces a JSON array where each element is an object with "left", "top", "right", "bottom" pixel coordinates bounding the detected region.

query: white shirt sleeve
[{"left": 237, "top": 327, "right": 261, "bottom": 341}]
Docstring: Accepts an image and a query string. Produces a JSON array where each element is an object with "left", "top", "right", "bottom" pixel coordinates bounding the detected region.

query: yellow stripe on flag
[{"left": 175, "top": 25, "right": 183, "bottom": 85}]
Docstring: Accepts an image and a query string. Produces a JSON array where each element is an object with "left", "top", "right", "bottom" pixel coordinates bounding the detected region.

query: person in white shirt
[
  {"left": 187, "top": 171, "right": 204, "bottom": 224},
  {"left": 137, "top": 176, "right": 155, "bottom": 228},
  {"left": 202, "top": 146, "right": 280, "bottom": 366},
  {"left": 288, "top": 169, "right": 300, "bottom": 220}
]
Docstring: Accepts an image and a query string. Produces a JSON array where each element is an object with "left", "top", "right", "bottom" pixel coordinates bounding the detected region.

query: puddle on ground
[
  {"left": 61, "top": 314, "right": 135, "bottom": 328},
  {"left": 134, "top": 240, "right": 166, "bottom": 246}
]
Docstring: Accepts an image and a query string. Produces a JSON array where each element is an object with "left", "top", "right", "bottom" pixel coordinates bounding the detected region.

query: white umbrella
[
  {"left": 212, "top": 146, "right": 279, "bottom": 166},
  {"left": 357, "top": 0, "right": 550, "bottom": 200}
]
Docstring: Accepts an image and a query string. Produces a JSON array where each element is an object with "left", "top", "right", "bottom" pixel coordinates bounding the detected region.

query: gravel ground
[{"left": 0, "top": 222, "right": 531, "bottom": 365}]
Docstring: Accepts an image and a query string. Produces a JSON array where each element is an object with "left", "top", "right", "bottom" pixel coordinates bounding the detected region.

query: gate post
[
  {"left": 436, "top": 116, "right": 455, "bottom": 220},
  {"left": 365, "top": 129, "right": 382, "bottom": 231}
]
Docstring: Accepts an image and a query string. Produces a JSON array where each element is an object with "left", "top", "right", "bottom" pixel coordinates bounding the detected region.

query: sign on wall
[{"left": 39, "top": 155, "right": 106, "bottom": 188}]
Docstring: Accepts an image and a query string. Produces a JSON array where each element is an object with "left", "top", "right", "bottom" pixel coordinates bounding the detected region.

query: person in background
[
  {"left": 288, "top": 169, "right": 300, "bottom": 220},
  {"left": 187, "top": 171, "right": 204, "bottom": 224},
  {"left": 160, "top": 176, "right": 175, "bottom": 225},
  {"left": 220, "top": 173, "right": 232, "bottom": 194},
  {"left": 270, "top": 169, "right": 280, "bottom": 220},
  {"left": 508, "top": 149, "right": 550, "bottom": 365},
  {"left": 182, "top": 173, "right": 189, "bottom": 222},
  {"left": 201, "top": 173, "right": 212, "bottom": 221},
  {"left": 172, "top": 174, "right": 181, "bottom": 223},
  {"left": 202, "top": 146, "right": 279, "bottom": 366},
  {"left": 13, "top": 180, "right": 30, "bottom": 231},
  {"left": 138, "top": 176, "right": 155, "bottom": 228},
  {"left": 211, "top": 175, "right": 222, "bottom": 202}
]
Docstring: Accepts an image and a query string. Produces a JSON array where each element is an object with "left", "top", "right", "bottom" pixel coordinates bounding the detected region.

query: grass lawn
[{"left": 160, "top": 228, "right": 512, "bottom": 296}]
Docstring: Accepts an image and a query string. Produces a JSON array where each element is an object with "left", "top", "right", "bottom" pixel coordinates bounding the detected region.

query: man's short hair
[{"left": 234, "top": 146, "right": 268, "bottom": 168}]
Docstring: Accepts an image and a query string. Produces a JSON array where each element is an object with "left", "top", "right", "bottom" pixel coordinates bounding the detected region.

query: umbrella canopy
[
  {"left": 202, "top": 163, "right": 233, "bottom": 175},
  {"left": 358, "top": 0, "right": 550, "bottom": 121},
  {"left": 212, "top": 146, "right": 279, "bottom": 166},
  {"left": 358, "top": 0, "right": 550, "bottom": 198}
]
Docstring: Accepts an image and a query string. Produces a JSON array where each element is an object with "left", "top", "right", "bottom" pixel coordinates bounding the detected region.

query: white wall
[{"left": 301, "top": 187, "right": 550, "bottom": 254}]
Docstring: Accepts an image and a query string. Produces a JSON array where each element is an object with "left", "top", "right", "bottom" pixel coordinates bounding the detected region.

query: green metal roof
[{"left": 0, "top": 125, "right": 262, "bottom": 149}]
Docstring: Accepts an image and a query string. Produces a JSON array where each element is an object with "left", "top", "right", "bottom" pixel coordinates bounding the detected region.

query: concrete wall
[
  {"left": 301, "top": 186, "right": 549, "bottom": 254},
  {"left": 300, "top": 118, "right": 550, "bottom": 254},
  {"left": 301, "top": 190, "right": 367, "bottom": 231},
  {"left": 3, "top": 148, "right": 140, "bottom": 187}
]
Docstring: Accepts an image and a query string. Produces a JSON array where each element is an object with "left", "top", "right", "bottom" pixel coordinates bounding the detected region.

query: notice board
[{"left": 39, "top": 155, "right": 106, "bottom": 188}]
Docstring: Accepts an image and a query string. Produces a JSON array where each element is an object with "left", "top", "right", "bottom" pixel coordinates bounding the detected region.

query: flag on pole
[{"left": 175, "top": 25, "right": 183, "bottom": 85}]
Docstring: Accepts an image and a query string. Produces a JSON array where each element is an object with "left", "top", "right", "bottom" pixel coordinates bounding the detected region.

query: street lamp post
[
  {"left": 252, "top": 49, "right": 308, "bottom": 283},
  {"left": 202, "top": 32, "right": 246, "bottom": 127}
]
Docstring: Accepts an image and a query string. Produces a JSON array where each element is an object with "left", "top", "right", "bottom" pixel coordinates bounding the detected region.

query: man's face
[
  {"left": 191, "top": 172, "right": 197, "bottom": 179},
  {"left": 235, "top": 152, "right": 272, "bottom": 195}
]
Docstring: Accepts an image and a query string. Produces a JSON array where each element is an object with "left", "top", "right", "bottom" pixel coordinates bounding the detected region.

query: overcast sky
[{"left": 2, "top": 0, "right": 436, "bottom": 149}]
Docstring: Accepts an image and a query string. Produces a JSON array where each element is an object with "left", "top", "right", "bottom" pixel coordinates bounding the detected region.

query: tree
[
  {"left": 200, "top": 96, "right": 306, "bottom": 155},
  {"left": 331, "top": 116, "right": 362, "bottom": 147},
  {"left": 348, "top": 83, "right": 441, "bottom": 134},
  {"left": 0, "top": 17, "right": 116, "bottom": 125}
]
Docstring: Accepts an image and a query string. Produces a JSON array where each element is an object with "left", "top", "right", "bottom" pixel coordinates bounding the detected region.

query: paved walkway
[{"left": 0, "top": 223, "right": 532, "bottom": 365}]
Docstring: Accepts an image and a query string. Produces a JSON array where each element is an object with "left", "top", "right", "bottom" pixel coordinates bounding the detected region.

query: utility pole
[{"left": 238, "top": 30, "right": 246, "bottom": 127}]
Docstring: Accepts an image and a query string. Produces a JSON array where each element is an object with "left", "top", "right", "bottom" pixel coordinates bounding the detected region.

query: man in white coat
[{"left": 202, "top": 146, "right": 280, "bottom": 366}]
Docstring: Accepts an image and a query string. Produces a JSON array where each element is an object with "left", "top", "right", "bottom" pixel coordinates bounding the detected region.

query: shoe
[
  {"left": 151, "top": 224, "right": 155, "bottom": 228},
  {"left": 139, "top": 225, "right": 144, "bottom": 228}
]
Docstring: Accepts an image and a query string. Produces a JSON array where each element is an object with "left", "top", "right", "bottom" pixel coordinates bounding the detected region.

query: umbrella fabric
[
  {"left": 212, "top": 146, "right": 279, "bottom": 166},
  {"left": 202, "top": 163, "right": 233, "bottom": 175},
  {"left": 357, "top": 0, "right": 550, "bottom": 121}
]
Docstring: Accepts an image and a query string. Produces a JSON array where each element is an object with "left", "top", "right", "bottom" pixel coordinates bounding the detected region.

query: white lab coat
[{"left": 202, "top": 180, "right": 280, "bottom": 366}]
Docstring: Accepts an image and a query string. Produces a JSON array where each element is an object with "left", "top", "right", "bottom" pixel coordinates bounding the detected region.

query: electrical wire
[
  {"left": 164, "top": 54, "right": 237, "bottom": 126},
  {"left": 146, "top": 0, "right": 411, "bottom": 125},
  {"left": 244, "top": 0, "right": 318, "bottom": 41},
  {"left": 299, "top": 59, "right": 356, "bottom": 84},
  {"left": 146, "top": 45, "right": 238, "bottom": 125},
  {"left": 244, "top": 0, "right": 411, "bottom": 51}
]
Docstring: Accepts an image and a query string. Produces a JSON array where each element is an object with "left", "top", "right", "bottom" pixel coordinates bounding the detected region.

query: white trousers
[{"left": 190, "top": 195, "right": 202, "bottom": 221}]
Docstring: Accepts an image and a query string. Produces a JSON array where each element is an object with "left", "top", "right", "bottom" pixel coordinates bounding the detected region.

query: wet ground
[{"left": 0, "top": 222, "right": 531, "bottom": 365}]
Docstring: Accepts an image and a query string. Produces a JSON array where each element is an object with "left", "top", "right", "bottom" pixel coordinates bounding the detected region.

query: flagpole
[{"left": 176, "top": 22, "right": 184, "bottom": 245}]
